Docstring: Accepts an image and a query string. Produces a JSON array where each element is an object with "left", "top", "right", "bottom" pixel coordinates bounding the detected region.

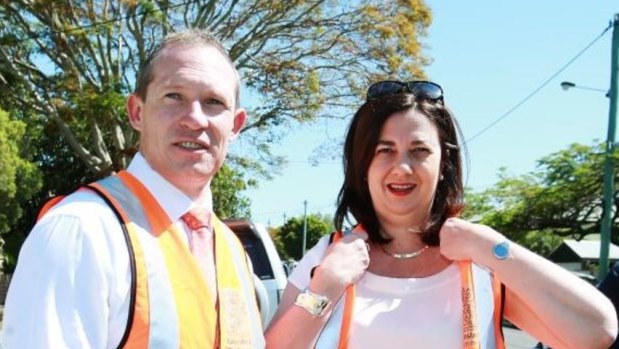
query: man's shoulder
[
  {"left": 39, "top": 186, "right": 116, "bottom": 221},
  {"left": 26, "top": 186, "right": 126, "bottom": 258}
]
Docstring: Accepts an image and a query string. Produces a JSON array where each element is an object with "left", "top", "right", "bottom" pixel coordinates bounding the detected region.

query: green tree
[
  {"left": 212, "top": 163, "right": 254, "bottom": 219},
  {"left": 0, "top": 0, "right": 432, "bottom": 177},
  {"left": 461, "top": 186, "right": 494, "bottom": 221},
  {"left": 3, "top": 117, "right": 100, "bottom": 272},
  {"left": 519, "top": 230, "right": 563, "bottom": 258},
  {"left": 0, "top": 0, "right": 433, "bottom": 267},
  {"left": 0, "top": 109, "right": 42, "bottom": 269},
  {"left": 274, "top": 214, "right": 333, "bottom": 260},
  {"left": 466, "top": 142, "right": 617, "bottom": 255}
]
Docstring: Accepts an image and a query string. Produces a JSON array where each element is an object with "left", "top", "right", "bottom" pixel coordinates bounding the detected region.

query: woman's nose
[{"left": 394, "top": 154, "right": 414, "bottom": 174}]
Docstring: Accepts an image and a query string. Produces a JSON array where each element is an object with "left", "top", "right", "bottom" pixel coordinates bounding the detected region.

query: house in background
[{"left": 548, "top": 239, "right": 619, "bottom": 273}]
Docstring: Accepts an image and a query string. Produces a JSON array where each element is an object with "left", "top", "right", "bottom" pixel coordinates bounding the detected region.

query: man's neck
[{"left": 176, "top": 181, "right": 214, "bottom": 211}]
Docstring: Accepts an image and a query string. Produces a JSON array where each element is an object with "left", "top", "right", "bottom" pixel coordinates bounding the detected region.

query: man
[{"left": 2, "top": 29, "right": 265, "bottom": 349}]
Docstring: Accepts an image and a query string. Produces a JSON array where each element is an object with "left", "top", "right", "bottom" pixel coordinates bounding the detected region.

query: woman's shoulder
[
  {"left": 301, "top": 233, "right": 334, "bottom": 263},
  {"left": 287, "top": 233, "right": 337, "bottom": 289}
]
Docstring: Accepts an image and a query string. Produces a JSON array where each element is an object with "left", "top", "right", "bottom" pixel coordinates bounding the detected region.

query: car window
[{"left": 236, "top": 231, "right": 275, "bottom": 280}]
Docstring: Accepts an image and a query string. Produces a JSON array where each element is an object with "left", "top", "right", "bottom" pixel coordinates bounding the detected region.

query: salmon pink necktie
[{"left": 181, "top": 208, "right": 217, "bottom": 300}]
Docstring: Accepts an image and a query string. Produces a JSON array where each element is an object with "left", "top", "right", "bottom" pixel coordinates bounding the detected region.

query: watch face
[
  {"left": 493, "top": 241, "right": 509, "bottom": 260},
  {"left": 295, "top": 291, "right": 330, "bottom": 316}
]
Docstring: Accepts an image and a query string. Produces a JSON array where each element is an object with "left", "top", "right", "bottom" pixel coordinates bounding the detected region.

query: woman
[{"left": 265, "top": 81, "right": 617, "bottom": 349}]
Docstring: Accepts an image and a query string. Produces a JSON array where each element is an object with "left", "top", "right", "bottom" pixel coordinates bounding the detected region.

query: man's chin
[{"left": 159, "top": 165, "right": 215, "bottom": 186}]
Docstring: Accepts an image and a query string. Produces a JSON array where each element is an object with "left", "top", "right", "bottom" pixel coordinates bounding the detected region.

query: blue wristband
[{"left": 492, "top": 241, "right": 510, "bottom": 260}]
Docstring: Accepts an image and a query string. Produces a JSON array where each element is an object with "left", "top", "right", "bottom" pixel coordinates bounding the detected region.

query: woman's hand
[
  {"left": 438, "top": 217, "right": 504, "bottom": 264},
  {"left": 309, "top": 232, "right": 370, "bottom": 301}
]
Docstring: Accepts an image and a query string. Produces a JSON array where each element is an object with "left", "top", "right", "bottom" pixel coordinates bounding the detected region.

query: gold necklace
[{"left": 380, "top": 244, "right": 430, "bottom": 259}]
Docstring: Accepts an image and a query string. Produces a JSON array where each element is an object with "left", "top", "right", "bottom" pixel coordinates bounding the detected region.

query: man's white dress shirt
[{"left": 2, "top": 153, "right": 213, "bottom": 349}]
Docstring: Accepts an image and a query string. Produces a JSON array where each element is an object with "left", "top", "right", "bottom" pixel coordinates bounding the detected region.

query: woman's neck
[
  {"left": 367, "top": 243, "right": 451, "bottom": 278},
  {"left": 379, "top": 221, "right": 427, "bottom": 253}
]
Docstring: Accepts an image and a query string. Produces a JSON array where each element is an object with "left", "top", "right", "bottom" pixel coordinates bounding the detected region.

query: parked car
[
  {"left": 571, "top": 271, "right": 598, "bottom": 286},
  {"left": 224, "top": 219, "right": 287, "bottom": 327}
]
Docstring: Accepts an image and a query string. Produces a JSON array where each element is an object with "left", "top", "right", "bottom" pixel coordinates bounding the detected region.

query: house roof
[{"left": 559, "top": 240, "right": 619, "bottom": 260}]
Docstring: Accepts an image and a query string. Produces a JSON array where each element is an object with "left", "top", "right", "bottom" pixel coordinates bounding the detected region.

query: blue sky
[{"left": 234, "top": 1, "right": 619, "bottom": 227}]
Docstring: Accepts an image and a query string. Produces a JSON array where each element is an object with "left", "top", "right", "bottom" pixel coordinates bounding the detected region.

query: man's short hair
[{"left": 134, "top": 29, "right": 240, "bottom": 108}]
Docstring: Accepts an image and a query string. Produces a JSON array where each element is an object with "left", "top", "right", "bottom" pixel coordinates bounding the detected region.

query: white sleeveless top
[{"left": 289, "top": 235, "right": 499, "bottom": 349}]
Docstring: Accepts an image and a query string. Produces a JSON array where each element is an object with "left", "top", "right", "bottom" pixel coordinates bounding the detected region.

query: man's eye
[
  {"left": 165, "top": 93, "right": 182, "bottom": 101},
  {"left": 205, "top": 98, "right": 224, "bottom": 105}
]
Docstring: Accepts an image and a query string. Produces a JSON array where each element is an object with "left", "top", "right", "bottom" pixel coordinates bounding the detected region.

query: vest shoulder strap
[
  {"left": 83, "top": 182, "right": 137, "bottom": 349},
  {"left": 36, "top": 179, "right": 137, "bottom": 349},
  {"left": 37, "top": 196, "right": 66, "bottom": 221}
]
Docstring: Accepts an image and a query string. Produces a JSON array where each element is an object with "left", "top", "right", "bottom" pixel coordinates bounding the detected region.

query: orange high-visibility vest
[
  {"left": 321, "top": 228, "right": 505, "bottom": 349},
  {"left": 39, "top": 171, "right": 264, "bottom": 349}
]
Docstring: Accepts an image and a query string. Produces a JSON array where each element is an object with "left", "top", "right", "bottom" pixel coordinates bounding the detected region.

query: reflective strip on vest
[
  {"left": 214, "top": 218, "right": 265, "bottom": 348},
  {"left": 96, "top": 175, "right": 180, "bottom": 348}
]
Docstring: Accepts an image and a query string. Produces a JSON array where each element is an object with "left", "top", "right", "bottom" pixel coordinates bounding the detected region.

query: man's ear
[
  {"left": 127, "top": 94, "right": 144, "bottom": 131},
  {"left": 229, "top": 108, "right": 247, "bottom": 141}
]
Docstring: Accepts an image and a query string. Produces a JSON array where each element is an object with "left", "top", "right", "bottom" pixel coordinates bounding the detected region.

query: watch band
[{"left": 294, "top": 288, "right": 331, "bottom": 317}]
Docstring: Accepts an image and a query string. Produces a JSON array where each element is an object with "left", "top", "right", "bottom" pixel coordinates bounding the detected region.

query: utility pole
[
  {"left": 599, "top": 13, "right": 619, "bottom": 280},
  {"left": 302, "top": 200, "right": 308, "bottom": 255}
]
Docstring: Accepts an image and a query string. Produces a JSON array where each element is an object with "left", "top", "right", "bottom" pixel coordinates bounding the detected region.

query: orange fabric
[
  {"left": 117, "top": 171, "right": 218, "bottom": 349},
  {"left": 88, "top": 182, "right": 151, "bottom": 349},
  {"left": 338, "top": 285, "right": 355, "bottom": 349},
  {"left": 458, "top": 261, "right": 481, "bottom": 349},
  {"left": 330, "top": 228, "right": 362, "bottom": 349},
  {"left": 121, "top": 223, "right": 151, "bottom": 349},
  {"left": 491, "top": 276, "right": 506, "bottom": 349},
  {"left": 36, "top": 196, "right": 65, "bottom": 220},
  {"left": 37, "top": 172, "right": 261, "bottom": 349}
]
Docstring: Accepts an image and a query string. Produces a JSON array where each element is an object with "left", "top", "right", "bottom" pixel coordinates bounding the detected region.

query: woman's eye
[
  {"left": 412, "top": 147, "right": 431, "bottom": 154},
  {"left": 376, "top": 147, "right": 393, "bottom": 155}
]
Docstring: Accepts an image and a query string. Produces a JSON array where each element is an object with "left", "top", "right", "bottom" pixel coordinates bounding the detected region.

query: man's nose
[{"left": 184, "top": 101, "right": 209, "bottom": 129}]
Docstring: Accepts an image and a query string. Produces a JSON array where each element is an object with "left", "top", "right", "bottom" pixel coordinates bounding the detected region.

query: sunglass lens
[
  {"left": 367, "top": 81, "right": 405, "bottom": 99},
  {"left": 409, "top": 82, "right": 443, "bottom": 100}
]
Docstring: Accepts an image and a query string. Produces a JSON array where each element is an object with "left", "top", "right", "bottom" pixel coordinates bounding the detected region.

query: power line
[
  {"left": 466, "top": 21, "right": 613, "bottom": 143},
  {"left": 9, "top": 0, "right": 200, "bottom": 44}
]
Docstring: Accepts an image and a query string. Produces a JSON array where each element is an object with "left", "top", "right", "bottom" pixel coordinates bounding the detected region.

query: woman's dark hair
[{"left": 334, "top": 93, "right": 465, "bottom": 246}]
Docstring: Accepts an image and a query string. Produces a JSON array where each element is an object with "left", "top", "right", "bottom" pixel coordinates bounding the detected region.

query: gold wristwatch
[{"left": 294, "top": 289, "right": 331, "bottom": 317}]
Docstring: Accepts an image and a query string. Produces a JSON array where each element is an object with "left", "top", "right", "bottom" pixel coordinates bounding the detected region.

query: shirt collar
[{"left": 126, "top": 152, "right": 214, "bottom": 223}]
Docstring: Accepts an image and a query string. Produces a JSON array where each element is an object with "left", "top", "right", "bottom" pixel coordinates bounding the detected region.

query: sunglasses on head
[{"left": 366, "top": 80, "right": 444, "bottom": 103}]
